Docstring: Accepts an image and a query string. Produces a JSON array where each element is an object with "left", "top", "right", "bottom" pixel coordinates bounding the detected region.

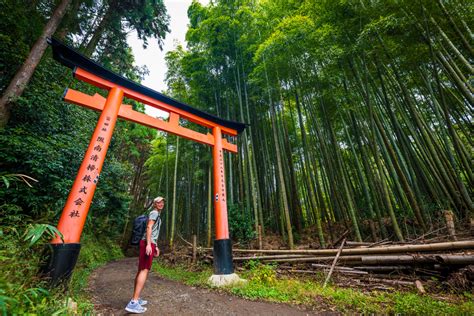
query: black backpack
[{"left": 131, "top": 214, "right": 148, "bottom": 245}]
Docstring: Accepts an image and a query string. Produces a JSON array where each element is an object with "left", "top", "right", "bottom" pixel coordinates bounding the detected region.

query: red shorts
[{"left": 138, "top": 240, "right": 156, "bottom": 270}]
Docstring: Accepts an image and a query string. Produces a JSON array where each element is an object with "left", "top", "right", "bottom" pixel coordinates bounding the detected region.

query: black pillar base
[
  {"left": 213, "top": 239, "right": 234, "bottom": 274},
  {"left": 40, "top": 243, "right": 81, "bottom": 287}
]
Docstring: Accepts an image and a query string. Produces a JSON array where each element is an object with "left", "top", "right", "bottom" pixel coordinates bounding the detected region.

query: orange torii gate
[{"left": 44, "top": 38, "right": 246, "bottom": 286}]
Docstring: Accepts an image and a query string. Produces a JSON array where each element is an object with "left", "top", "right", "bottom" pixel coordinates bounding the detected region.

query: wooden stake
[
  {"left": 324, "top": 238, "right": 346, "bottom": 288},
  {"left": 192, "top": 234, "right": 197, "bottom": 264},
  {"left": 443, "top": 210, "right": 457, "bottom": 241},
  {"left": 415, "top": 280, "right": 426, "bottom": 294}
]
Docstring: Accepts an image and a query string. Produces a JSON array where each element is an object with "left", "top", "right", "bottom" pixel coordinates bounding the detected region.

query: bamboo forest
[{"left": 1, "top": 0, "right": 473, "bottom": 314}]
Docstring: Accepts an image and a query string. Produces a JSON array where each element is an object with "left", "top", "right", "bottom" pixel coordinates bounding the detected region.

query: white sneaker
[{"left": 125, "top": 300, "right": 147, "bottom": 314}]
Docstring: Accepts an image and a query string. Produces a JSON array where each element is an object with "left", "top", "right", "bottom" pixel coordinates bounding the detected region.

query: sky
[{"left": 127, "top": 0, "right": 209, "bottom": 118}]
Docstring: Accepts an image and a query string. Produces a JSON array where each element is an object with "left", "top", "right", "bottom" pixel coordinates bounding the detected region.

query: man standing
[{"left": 125, "top": 196, "right": 165, "bottom": 314}]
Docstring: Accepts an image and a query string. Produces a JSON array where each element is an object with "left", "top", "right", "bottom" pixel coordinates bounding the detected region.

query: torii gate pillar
[
  {"left": 209, "top": 126, "right": 243, "bottom": 285},
  {"left": 212, "top": 126, "right": 232, "bottom": 273},
  {"left": 42, "top": 87, "right": 124, "bottom": 285}
]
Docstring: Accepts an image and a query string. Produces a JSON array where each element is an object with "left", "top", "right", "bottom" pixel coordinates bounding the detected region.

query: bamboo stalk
[
  {"left": 234, "top": 254, "right": 474, "bottom": 265},
  {"left": 362, "top": 277, "right": 415, "bottom": 287},
  {"left": 284, "top": 269, "right": 368, "bottom": 276},
  {"left": 324, "top": 239, "right": 346, "bottom": 287},
  {"left": 311, "top": 264, "right": 358, "bottom": 271},
  {"left": 346, "top": 241, "right": 372, "bottom": 247},
  {"left": 229, "top": 241, "right": 474, "bottom": 255},
  {"left": 233, "top": 254, "right": 314, "bottom": 261}
]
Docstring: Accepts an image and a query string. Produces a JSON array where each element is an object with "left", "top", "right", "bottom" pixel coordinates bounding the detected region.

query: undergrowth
[
  {"left": 0, "top": 218, "right": 123, "bottom": 315},
  {"left": 154, "top": 260, "right": 474, "bottom": 315}
]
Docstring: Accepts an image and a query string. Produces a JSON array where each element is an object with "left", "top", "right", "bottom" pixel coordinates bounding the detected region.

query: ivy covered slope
[{"left": 0, "top": 0, "right": 169, "bottom": 313}]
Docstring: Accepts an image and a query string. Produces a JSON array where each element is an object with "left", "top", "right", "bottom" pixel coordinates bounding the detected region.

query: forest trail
[{"left": 87, "top": 258, "right": 332, "bottom": 315}]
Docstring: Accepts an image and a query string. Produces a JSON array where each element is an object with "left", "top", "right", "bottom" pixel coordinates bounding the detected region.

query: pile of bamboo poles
[
  {"left": 226, "top": 240, "right": 474, "bottom": 265},
  {"left": 194, "top": 240, "right": 474, "bottom": 290}
]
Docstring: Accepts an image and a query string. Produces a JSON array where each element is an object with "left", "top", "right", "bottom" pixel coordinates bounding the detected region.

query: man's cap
[{"left": 154, "top": 196, "right": 165, "bottom": 203}]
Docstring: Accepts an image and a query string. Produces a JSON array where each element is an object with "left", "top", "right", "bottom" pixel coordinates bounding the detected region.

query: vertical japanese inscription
[
  {"left": 218, "top": 149, "right": 226, "bottom": 203},
  {"left": 71, "top": 119, "right": 110, "bottom": 219}
]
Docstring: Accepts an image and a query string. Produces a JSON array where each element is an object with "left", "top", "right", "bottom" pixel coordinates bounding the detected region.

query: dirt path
[{"left": 88, "top": 258, "right": 334, "bottom": 315}]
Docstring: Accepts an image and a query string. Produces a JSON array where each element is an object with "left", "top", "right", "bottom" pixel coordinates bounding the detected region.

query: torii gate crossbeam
[{"left": 43, "top": 38, "right": 246, "bottom": 286}]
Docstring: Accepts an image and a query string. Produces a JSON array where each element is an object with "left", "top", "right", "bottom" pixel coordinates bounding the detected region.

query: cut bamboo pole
[
  {"left": 331, "top": 229, "right": 349, "bottom": 248},
  {"left": 254, "top": 255, "right": 362, "bottom": 263},
  {"left": 229, "top": 241, "right": 474, "bottom": 255},
  {"left": 363, "top": 277, "right": 414, "bottom": 286},
  {"left": 324, "top": 239, "right": 346, "bottom": 288},
  {"left": 346, "top": 241, "right": 372, "bottom": 247},
  {"left": 233, "top": 254, "right": 313, "bottom": 261},
  {"left": 415, "top": 280, "right": 426, "bottom": 294},
  {"left": 283, "top": 269, "right": 368, "bottom": 276},
  {"left": 249, "top": 254, "right": 474, "bottom": 265},
  {"left": 353, "top": 265, "right": 413, "bottom": 272},
  {"left": 444, "top": 210, "right": 457, "bottom": 241},
  {"left": 311, "top": 264, "right": 359, "bottom": 271}
]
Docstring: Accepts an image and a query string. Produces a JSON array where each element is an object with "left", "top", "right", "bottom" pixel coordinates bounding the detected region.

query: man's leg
[{"left": 132, "top": 269, "right": 149, "bottom": 300}]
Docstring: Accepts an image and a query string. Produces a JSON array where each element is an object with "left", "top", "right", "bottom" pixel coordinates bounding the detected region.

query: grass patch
[
  {"left": 153, "top": 261, "right": 474, "bottom": 315},
  {"left": 154, "top": 263, "right": 211, "bottom": 287}
]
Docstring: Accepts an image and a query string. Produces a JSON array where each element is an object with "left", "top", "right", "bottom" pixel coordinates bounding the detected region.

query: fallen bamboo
[
  {"left": 233, "top": 254, "right": 314, "bottom": 261},
  {"left": 353, "top": 265, "right": 415, "bottom": 272},
  {"left": 282, "top": 269, "right": 368, "bottom": 276},
  {"left": 312, "top": 265, "right": 369, "bottom": 275},
  {"left": 360, "top": 254, "right": 474, "bottom": 265},
  {"left": 324, "top": 238, "right": 346, "bottom": 288},
  {"left": 311, "top": 264, "right": 359, "bottom": 271},
  {"left": 363, "top": 277, "right": 414, "bottom": 286},
  {"left": 229, "top": 241, "right": 474, "bottom": 255},
  {"left": 345, "top": 241, "right": 372, "bottom": 247},
  {"left": 331, "top": 229, "right": 349, "bottom": 248},
  {"left": 246, "top": 254, "right": 474, "bottom": 265},
  {"left": 368, "top": 239, "right": 390, "bottom": 247},
  {"left": 255, "top": 255, "right": 362, "bottom": 263}
]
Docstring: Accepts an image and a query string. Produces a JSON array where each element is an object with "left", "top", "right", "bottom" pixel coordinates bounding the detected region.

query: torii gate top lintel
[{"left": 48, "top": 38, "right": 246, "bottom": 136}]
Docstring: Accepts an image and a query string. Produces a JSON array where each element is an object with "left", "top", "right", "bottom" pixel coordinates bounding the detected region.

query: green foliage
[
  {"left": 23, "top": 223, "right": 63, "bottom": 246},
  {"left": 228, "top": 203, "right": 255, "bottom": 244},
  {"left": 0, "top": 216, "right": 123, "bottom": 314},
  {"left": 392, "top": 293, "right": 474, "bottom": 315},
  {"left": 244, "top": 261, "right": 277, "bottom": 285}
]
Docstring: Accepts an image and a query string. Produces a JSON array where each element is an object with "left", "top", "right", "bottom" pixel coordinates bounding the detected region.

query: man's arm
[{"left": 145, "top": 219, "right": 155, "bottom": 256}]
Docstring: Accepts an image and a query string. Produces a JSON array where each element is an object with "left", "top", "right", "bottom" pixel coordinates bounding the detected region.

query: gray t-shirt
[{"left": 141, "top": 209, "right": 162, "bottom": 245}]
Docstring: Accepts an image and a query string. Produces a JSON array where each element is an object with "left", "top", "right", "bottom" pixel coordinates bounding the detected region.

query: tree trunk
[
  {"left": 83, "top": 3, "right": 114, "bottom": 57},
  {"left": 0, "top": 0, "right": 72, "bottom": 128}
]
